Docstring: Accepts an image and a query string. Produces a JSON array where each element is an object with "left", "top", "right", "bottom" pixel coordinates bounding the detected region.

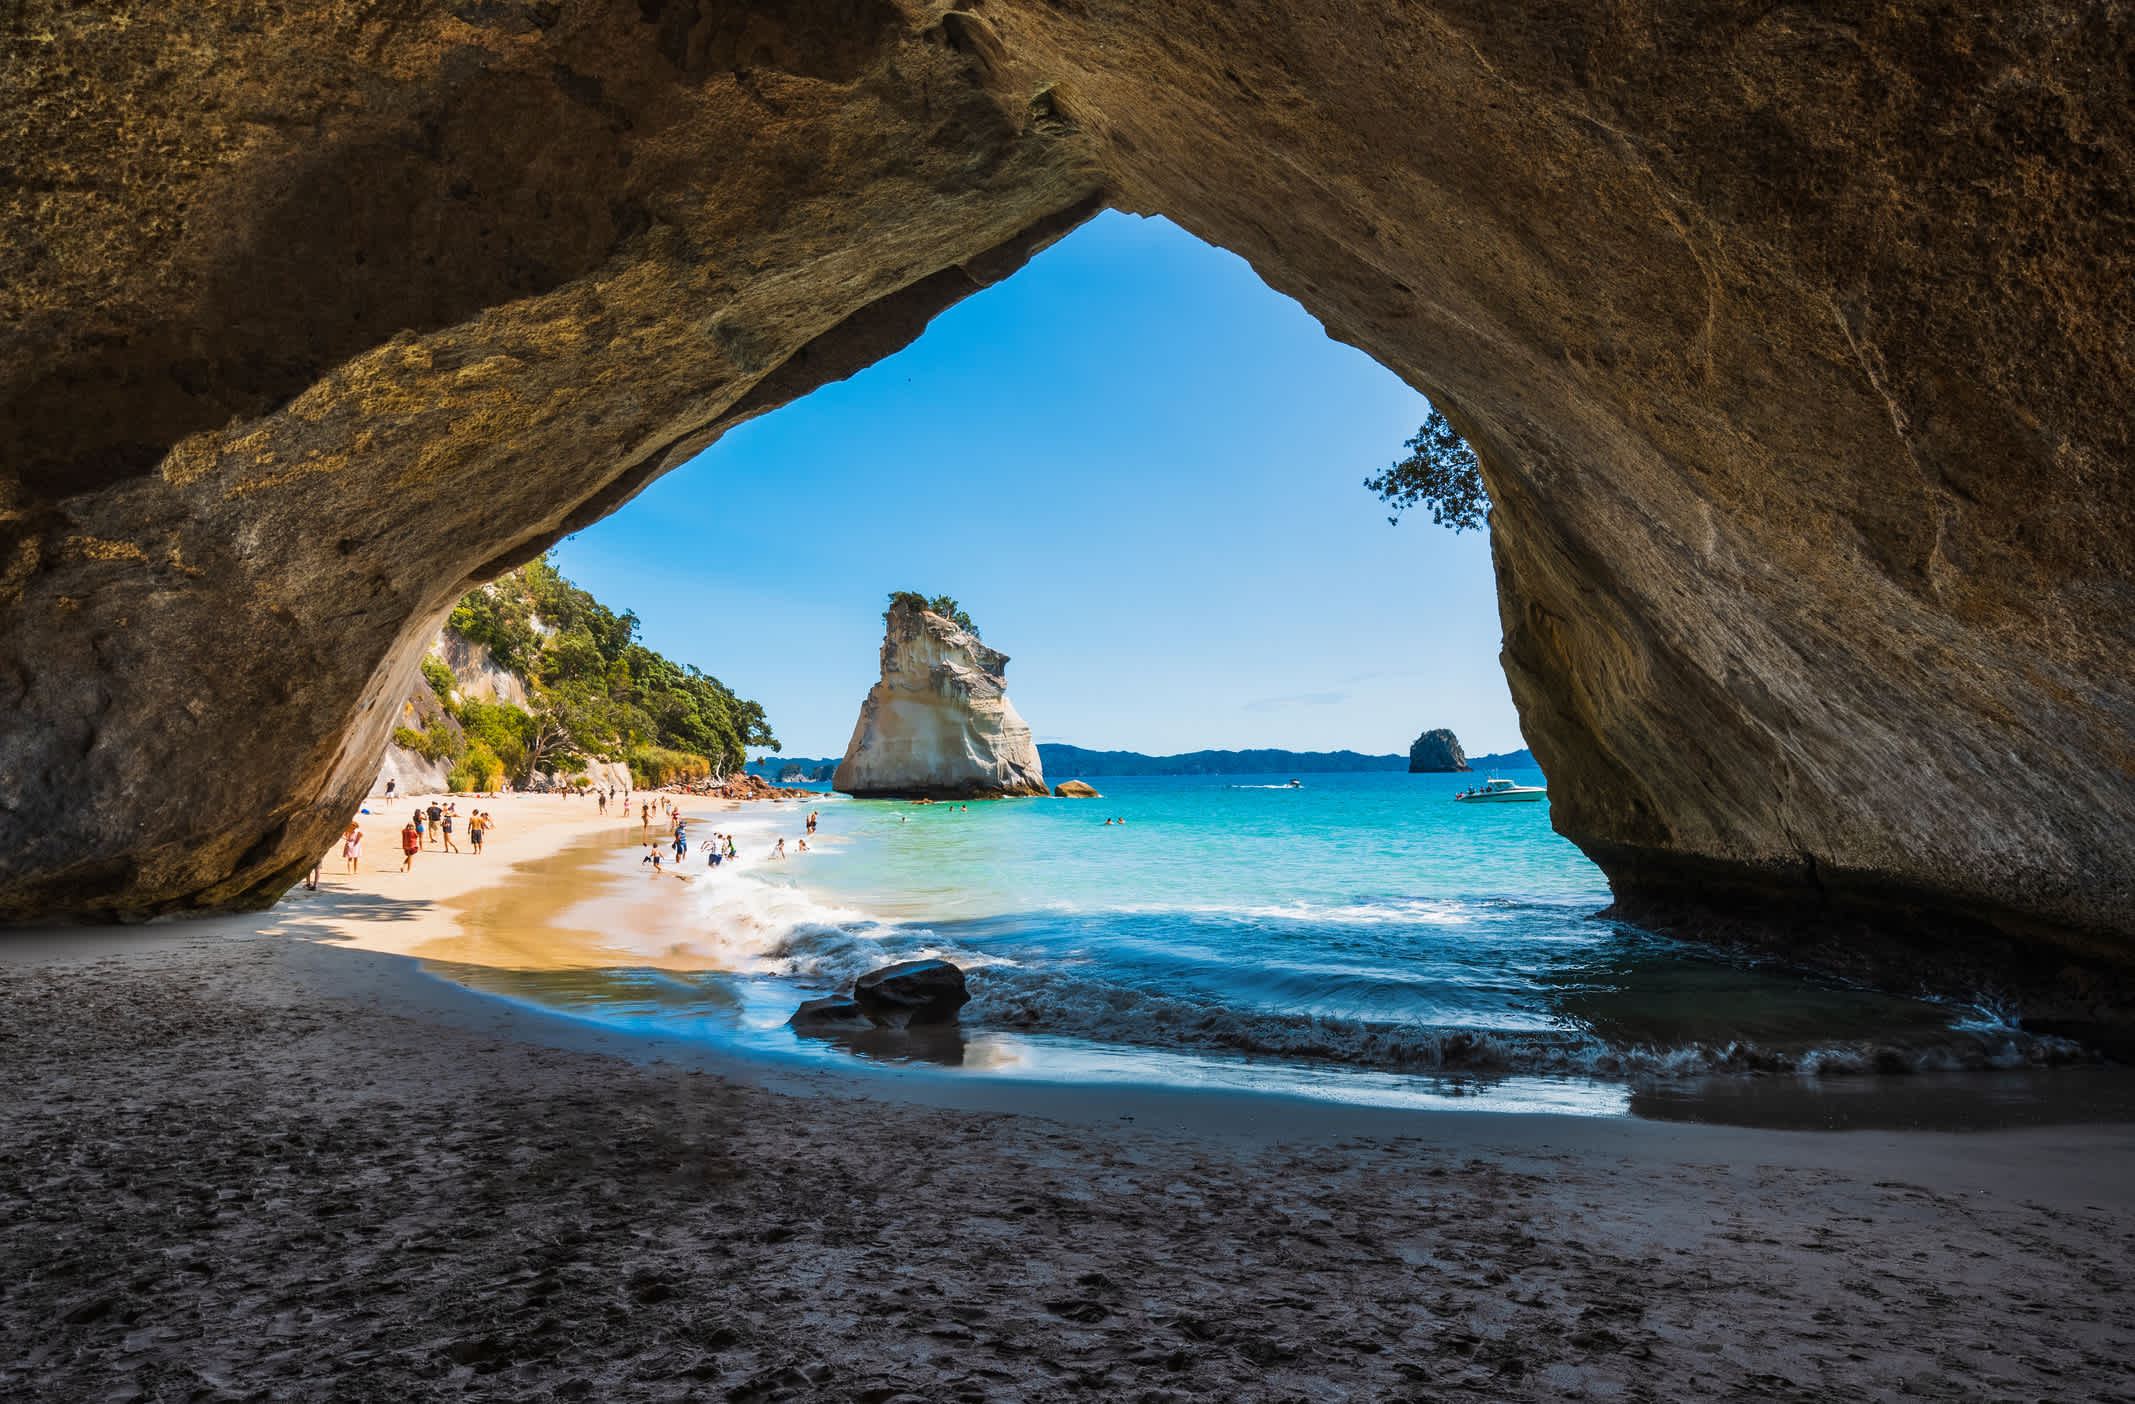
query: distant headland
[{"left": 1039, "top": 743, "right": 1537, "bottom": 778}]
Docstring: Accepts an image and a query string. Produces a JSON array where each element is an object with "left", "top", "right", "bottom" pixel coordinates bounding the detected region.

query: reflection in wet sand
[{"left": 423, "top": 825, "right": 725, "bottom": 973}]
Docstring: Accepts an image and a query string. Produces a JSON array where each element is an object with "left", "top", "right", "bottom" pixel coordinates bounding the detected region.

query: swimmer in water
[{"left": 773, "top": 837, "right": 786, "bottom": 859}]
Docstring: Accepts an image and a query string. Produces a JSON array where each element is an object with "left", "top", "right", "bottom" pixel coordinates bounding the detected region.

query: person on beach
[
  {"left": 597, "top": 791, "right": 606, "bottom": 815},
  {"left": 399, "top": 820, "right": 419, "bottom": 872},
  {"left": 673, "top": 828, "right": 687, "bottom": 861},
  {"left": 384, "top": 778, "right": 396, "bottom": 799},
  {"left": 440, "top": 809, "right": 457, "bottom": 853},
  {"left": 412, "top": 808, "right": 427, "bottom": 845},
  {"left": 426, "top": 802, "right": 443, "bottom": 846},
  {"left": 796, "top": 838, "right": 808, "bottom": 853},
  {"left": 341, "top": 821, "right": 362, "bottom": 874},
  {"left": 707, "top": 844, "right": 722, "bottom": 869},
  {"left": 806, "top": 810, "right": 818, "bottom": 835},
  {"left": 773, "top": 838, "right": 786, "bottom": 859},
  {"left": 642, "top": 847, "right": 663, "bottom": 873},
  {"left": 469, "top": 811, "right": 485, "bottom": 854}
]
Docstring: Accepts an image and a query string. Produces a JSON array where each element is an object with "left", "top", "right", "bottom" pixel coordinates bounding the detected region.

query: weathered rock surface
[
  {"left": 1054, "top": 781, "right": 1102, "bottom": 798},
  {"left": 1408, "top": 729, "right": 1471, "bottom": 774},
  {"left": 787, "top": 996, "right": 873, "bottom": 1032},
  {"left": 833, "top": 603, "right": 1047, "bottom": 800},
  {"left": 1, "top": 2, "right": 2130, "bottom": 1032},
  {"left": 852, "top": 960, "right": 972, "bottom": 1027}
]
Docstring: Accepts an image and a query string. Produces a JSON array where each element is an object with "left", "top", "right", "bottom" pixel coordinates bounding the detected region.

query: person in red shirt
[{"left": 399, "top": 821, "right": 421, "bottom": 872}]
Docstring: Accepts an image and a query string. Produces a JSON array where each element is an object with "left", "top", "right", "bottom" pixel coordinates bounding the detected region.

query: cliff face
[
  {"left": 833, "top": 605, "right": 1046, "bottom": 801},
  {"left": 1, "top": 2, "right": 2130, "bottom": 1030}
]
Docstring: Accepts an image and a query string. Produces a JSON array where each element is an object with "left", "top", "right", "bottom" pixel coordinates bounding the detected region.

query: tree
[
  {"left": 1364, "top": 408, "right": 1490, "bottom": 532},
  {"left": 885, "top": 590, "right": 976, "bottom": 634},
  {"left": 519, "top": 691, "right": 583, "bottom": 783}
]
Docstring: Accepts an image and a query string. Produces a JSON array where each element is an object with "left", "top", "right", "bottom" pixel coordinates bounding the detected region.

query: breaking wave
[{"left": 658, "top": 851, "right": 2087, "bottom": 1084}]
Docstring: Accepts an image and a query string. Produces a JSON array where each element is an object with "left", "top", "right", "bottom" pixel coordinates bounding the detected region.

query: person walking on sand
[
  {"left": 469, "top": 810, "right": 485, "bottom": 854},
  {"left": 412, "top": 807, "right": 427, "bottom": 845},
  {"left": 399, "top": 819, "right": 420, "bottom": 872},
  {"left": 341, "top": 821, "right": 363, "bottom": 874},
  {"left": 440, "top": 808, "right": 457, "bottom": 853},
  {"left": 426, "top": 801, "right": 444, "bottom": 847}
]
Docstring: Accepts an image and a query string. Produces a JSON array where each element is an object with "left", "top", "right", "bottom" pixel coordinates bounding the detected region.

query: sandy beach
[{"left": 4, "top": 795, "right": 2133, "bottom": 1402}]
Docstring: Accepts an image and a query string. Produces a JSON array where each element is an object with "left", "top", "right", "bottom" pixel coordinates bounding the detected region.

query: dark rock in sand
[
  {"left": 853, "top": 960, "right": 971, "bottom": 1027},
  {"left": 787, "top": 997, "right": 872, "bottom": 1032},
  {"left": 1054, "top": 781, "right": 1102, "bottom": 798},
  {"left": 1408, "top": 729, "right": 1472, "bottom": 774}
]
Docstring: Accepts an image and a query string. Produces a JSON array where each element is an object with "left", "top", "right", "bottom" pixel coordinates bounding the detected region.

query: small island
[{"left": 1407, "top": 727, "right": 1472, "bottom": 773}]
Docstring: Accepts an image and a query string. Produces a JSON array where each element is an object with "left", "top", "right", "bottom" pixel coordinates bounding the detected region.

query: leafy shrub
[
  {"left": 391, "top": 723, "right": 461, "bottom": 764},
  {"left": 627, "top": 745, "right": 711, "bottom": 789},
  {"left": 421, "top": 656, "right": 458, "bottom": 706},
  {"left": 457, "top": 701, "right": 531, "bottom": 778},
  {"left": 451, "top": 739, "right": 506, "bottom": 792}
]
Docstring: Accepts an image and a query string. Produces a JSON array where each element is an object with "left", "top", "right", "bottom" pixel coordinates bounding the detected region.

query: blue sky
[{"left": 550, "top": 211, "right": 1522, "bottom": 760}]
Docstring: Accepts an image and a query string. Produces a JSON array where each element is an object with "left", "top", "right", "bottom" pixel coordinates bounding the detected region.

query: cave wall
[{"left": 3, "top": 2, "right": 2130, "bottom": 1017}]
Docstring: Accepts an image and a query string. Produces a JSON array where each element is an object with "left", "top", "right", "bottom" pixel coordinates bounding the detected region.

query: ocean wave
[{"left": 656, "top": 856, "right": 2087, "bottom": 1084}]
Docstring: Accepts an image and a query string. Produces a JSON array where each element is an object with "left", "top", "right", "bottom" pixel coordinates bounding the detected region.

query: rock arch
[{"left": 3, "top": 2, "right": 2129, "bottom": 1030}]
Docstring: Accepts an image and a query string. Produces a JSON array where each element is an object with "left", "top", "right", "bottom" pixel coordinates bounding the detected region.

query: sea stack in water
[
  {"left": 1408, "top": 728, "right": 1472, "bottom": 773},
  {"left": 833, "top": 600, "right": 1047, "bottom": 800}
]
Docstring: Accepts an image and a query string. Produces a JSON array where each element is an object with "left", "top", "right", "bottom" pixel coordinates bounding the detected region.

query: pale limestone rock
[{"left": 833, "top": 604, "right": 1046, "bottom": 801}]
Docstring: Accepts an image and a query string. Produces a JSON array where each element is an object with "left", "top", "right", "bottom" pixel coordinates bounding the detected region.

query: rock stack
[{"left": 832, "top": 601, "right": 1047, "bottom": 800}]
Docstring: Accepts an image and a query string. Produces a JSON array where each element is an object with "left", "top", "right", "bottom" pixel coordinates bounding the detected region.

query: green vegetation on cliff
[
  {"left": 886, "top": 591, "right": 976, "bottom": 634},
  {"left": 409, "top": 557, "right": 775, "bottom": 789}
]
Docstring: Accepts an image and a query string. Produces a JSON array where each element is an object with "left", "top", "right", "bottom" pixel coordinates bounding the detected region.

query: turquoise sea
[{"left": 449, "top": 770, "right": 2116, "bottom": 1123}]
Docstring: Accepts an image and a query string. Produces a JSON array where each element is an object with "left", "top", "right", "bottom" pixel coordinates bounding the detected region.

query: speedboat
[{"left": 1453, "top": 776, "right": 1547, "bottom": 803}]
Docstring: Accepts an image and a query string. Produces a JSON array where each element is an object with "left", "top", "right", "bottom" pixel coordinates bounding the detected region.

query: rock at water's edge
[
  {"left": 1408, "top": 729, "right": 1471, "bottom": 773},
  {"left": 788, "top": 997, "right": 873, "bottom": 1032},
  {"left": 833, "top": 603, "right": 1047, "bottom": 800},
  {"left": 852, "top": 960, "right": 971, "bottom": 1027},
  {"left": 1054, "top": 780, "right": 1102, "bottom": 798}
]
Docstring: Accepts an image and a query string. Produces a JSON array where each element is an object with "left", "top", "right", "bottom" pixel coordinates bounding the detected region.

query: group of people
[
  {"left": 323, "top": 800, "right": 502, "bottom": 883},
  {"left": 398, "top": 801, "right": 495, "bottom": 871},
  {"left": 638, "top": 805, "right": 824, "bottom": 878}
]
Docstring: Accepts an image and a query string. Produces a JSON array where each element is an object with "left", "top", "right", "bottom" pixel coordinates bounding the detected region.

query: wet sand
[{"left": 3, "top": 797, "right": 2133, "bottom": 1401}]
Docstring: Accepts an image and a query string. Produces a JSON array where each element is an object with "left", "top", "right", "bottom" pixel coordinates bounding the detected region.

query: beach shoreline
[{"left": 3, "top": 796, "right": 2132, "bottom": 1399}]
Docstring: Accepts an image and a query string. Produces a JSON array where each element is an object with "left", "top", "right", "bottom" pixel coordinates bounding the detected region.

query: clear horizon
[{"left": 551, "top": 211, "right": 1524, "bottom": 760}]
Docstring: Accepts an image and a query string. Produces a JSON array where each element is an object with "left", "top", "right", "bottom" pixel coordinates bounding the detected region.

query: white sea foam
[{"left": 650, "top": 849, "right": 2087, "bottom": 1083}]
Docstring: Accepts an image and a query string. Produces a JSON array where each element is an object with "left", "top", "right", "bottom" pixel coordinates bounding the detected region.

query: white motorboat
[{"left": 1453, "top": 776, "right": 1547, "bottom": 803}]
